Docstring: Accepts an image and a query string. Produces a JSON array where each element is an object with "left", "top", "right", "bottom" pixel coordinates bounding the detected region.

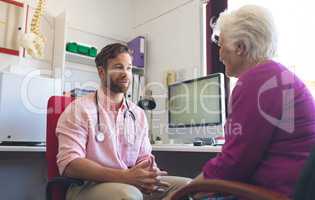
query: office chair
[
  {"left": 46, "top": 96, "right": 84, "bottom": 200},
  {"left": 170, "top": 146, "right": 315, "bottom": 200}
]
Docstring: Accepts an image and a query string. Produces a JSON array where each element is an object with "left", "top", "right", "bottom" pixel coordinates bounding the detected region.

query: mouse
[{"left": 193, "top": 140, "right": 203, "bottom": 146}]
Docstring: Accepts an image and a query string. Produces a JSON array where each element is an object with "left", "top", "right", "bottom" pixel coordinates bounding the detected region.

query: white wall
[
  {"left": 0, "top": 0, "right": 133, "bottom": 74},
  {"left": 30, "top": 0, "right": 132, "bottom": 41},
  {"left": 131, "top": 0, "right": 205, "bottom": 141},
  {"left": 1, "top": 0, "right": 205, "bottom": 141}
]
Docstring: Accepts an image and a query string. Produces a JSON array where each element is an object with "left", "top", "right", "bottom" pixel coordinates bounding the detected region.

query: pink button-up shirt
[{"left": 56, "top": 88, "right": 152, "bottom": 175}]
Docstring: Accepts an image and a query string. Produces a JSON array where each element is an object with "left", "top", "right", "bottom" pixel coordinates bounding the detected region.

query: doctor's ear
[
  {"left": 235, "top": 41, "right": 247, "bottom": 56},
  {"left": 98, "top": 66, "right": 108, "bottom": 73},
  {"left": 97, "top": 66, "right": 106, "bottom": 78}
]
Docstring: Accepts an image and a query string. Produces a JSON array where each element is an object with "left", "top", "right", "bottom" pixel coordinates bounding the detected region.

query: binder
[
  {"left": 126, "top": 77, "right": 133, "bottom": 101},
  {"left": 132, "top": 73, "right": 139, "bottom": 103},
  {"left": 127, "top": 36, "right": 145, "bottom": 68},
  {"left": 139, "top": 75, "right": 145, "bottom": 101}
]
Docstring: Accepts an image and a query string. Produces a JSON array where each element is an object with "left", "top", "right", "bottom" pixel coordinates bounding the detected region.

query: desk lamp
[{"left": 137, "top": 93, "right": 156, "bottom": 144}]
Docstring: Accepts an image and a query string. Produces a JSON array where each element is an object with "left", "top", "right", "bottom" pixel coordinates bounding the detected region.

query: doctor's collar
[{"left": 96, "top": 87, "right": 128, "bottom": 112}]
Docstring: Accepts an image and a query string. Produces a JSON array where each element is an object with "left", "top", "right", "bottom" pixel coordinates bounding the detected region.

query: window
[{"left": 228, "top": 0, "right": 315, "bottom": 96}]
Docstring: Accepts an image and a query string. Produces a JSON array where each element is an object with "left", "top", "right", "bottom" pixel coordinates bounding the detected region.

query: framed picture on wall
[{"left": 0, "top": 0, "right": 24, "bottom": 56}]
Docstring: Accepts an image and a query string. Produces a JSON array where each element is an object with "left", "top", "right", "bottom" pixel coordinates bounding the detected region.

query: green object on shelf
[
  {"left": 65, "top": 42, "right": 98, "bottom": 57},
  {"left": 77, "top": 44, "right": 90, "bottom": 55},
  {"left": 89, "top": 47, "right": 97, "bottom": 57},
  {"left": 66, "top": 42, "right": 78, "bottom": 53}
]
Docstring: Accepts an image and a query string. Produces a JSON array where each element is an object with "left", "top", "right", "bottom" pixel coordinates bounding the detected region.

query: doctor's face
[{"left": 102, "top": 53, "right": 133, "bottom": 93}]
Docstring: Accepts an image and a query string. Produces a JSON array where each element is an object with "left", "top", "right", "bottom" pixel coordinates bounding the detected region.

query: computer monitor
[
  {"left": 0, "top": 72, "right": 62, "bottom": 144},
  {"left": 168, "top": 73, "right": 226, "bottom": 143}
]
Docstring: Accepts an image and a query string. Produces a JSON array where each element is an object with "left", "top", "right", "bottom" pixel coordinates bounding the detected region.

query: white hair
[{"left": 212, "top": 5, "right": 278, "bottom": 62}]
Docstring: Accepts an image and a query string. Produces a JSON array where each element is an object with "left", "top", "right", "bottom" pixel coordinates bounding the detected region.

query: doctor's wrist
[
  {"left": 99, "top": 167, "right": 127, "bottom": 183},
  {"left": 119, "top": 168, "right": 134, "bottom": 184}
]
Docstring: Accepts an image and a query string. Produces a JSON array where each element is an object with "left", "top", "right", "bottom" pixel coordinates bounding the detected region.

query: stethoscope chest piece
[
  {"left": 95, "top": 90, "right": 136, "bottom": 144},
  {"left": 95, "top": 131, "right": 105, "bottom": 142}
]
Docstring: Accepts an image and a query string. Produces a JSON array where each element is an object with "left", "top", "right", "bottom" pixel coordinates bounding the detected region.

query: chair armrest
[
  {"left": 46, "top": 176, "right": 84, "bottom": 200},
  {"left": 48, "top": 176, "right": 84, "bottom": 187},
  {"left": 171, "top": 179, "right": 290, "bottom": 200}
]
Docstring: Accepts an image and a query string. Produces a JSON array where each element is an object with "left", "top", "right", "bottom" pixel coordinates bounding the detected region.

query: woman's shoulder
[
  {"left": 237, "top": 60, "right": 296, "bottom": 90},
  {"left": 232, "top": 60, "right": 289, "bottom": 98},
  {"left": 240, "top": 60, "right": 284, "bottom": 80}
]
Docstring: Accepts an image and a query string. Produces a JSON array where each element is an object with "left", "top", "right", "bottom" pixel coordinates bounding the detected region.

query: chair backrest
[
  {"left": 294, "top": 146, "right": 315, "bottom": 200},
  {"left": 46, "top": 96, "right": 73, "bottom": 180}
]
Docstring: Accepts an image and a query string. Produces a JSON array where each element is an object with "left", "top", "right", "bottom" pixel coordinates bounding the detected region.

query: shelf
[
  {"left": 133, "top": 66, "right": 144, "bottom": 75},
  {"left": 65, "top": 52, "right": 144, "bottom": 74},
  {"left": 0, "top": 145, "right": 46, "bottom": 152},
  {"left": 65, "top": 52, "right": 95, "bottom": 66}
]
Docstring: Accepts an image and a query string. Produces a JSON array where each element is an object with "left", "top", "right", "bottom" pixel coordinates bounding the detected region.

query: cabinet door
[
  {"left": 53, "top": 12, "right": 67, "bottom": 79},
  {"left": 0, "top": 0, "right": 24, "bottom": 56}
]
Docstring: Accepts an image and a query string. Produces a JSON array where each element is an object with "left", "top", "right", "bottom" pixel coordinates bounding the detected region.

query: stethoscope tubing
[{"left": 95, "top": 90, "right": 136, "bottom": 140}]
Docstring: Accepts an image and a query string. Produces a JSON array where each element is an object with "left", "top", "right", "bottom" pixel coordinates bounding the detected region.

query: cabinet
[
  {"left": 53, "top": 12, "right": 146, "bottom": 100},
  {"left": 0, "top": 151, "right": 46, "bottom": 200},
  {"left": 53, "top": 13, "right": 145, "bottom": 99},
  {"left": 52, "top": 13, "right": 146, "bottom": 93},
  {"left": 53, "top": 12, "right": 107, "bottom": 92}
]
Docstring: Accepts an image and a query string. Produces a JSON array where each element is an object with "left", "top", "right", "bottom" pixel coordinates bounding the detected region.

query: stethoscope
[{"left": 95, "top": 90, "right": 136, "bottom": 143}]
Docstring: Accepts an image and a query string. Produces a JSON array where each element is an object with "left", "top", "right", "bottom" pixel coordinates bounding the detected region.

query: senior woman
[{"left": 166, "top": 5, "right": 315, "bottom": 200}]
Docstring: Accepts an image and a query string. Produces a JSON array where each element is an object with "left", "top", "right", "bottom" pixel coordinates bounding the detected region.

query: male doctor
[{"left": 56, "top": 43, "right": 190, "bottom": 200}]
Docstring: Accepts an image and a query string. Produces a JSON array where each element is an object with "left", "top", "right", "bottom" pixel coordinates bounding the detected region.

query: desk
[
  {"left": 152, "top": 144, "right": 222, "bottom": 152},
  {"left": 152, "top": 144, "right": 221, "bottom": 178},
  {"left": 0, "top": 145, "right": 46, "bottom": 152},
  {"left": 0, "top": 146, "right": 46, "bottom": 200},
  {"left": 0, "top": 144, "right": 221, "bottom": 199}
]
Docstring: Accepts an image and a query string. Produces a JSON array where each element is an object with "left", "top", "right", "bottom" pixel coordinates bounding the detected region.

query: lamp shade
[{"left": 137, "top": 97, "right": 156, "bottom": 110}]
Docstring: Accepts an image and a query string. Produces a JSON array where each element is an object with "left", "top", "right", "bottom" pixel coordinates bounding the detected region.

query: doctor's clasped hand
[{"left": 124, "top": 159, "right": 169, "bottom": 193}]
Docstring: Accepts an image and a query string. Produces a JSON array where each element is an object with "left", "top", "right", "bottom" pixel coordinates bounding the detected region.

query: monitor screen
[
  {"left": 0, "top": 72, "right": 62, "bottom": 144},
  {"left": 168, "top": 73, "right": 225, "bottom": 136}
]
